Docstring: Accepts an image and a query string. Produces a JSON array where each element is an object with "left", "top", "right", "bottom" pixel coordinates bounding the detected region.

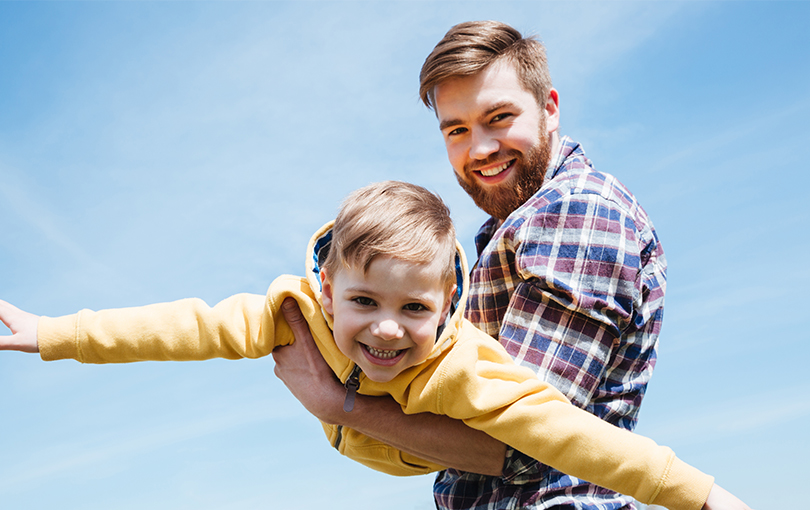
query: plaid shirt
[{"left": 434, "top": 137, "right": 667, "bottom": 510}]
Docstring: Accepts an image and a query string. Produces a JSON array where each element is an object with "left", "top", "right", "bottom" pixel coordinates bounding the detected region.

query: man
[{"left": 272, "top": 21, "right": 739, "bottom": 509}]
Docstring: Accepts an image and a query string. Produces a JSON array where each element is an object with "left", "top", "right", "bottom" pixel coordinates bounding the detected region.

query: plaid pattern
[{"left": 434, "top": 137, "right": 666, "bottom": 510}]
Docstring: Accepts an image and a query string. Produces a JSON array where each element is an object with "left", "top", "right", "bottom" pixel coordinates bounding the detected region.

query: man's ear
[
  {"left": 544, "top": 88, "right": 560, "bottom": 134},
  {"left": 320, "top": 268, "right": 334, "bottom": 315},
  {"left": 440, "top": 285, "right": 457, "bottom": 323}
]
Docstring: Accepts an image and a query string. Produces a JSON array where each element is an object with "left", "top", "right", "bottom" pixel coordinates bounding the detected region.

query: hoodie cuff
[
  {"left": 652, "top": 455, "right": 714, "bottom": 510},
  {"left": 38, "top": 314, "right": 81, "bottom": 362}
]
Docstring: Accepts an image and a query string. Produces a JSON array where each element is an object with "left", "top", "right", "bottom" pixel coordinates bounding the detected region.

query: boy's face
[{"left": 321, "top": 256, "right": 454, "bottom": 383}]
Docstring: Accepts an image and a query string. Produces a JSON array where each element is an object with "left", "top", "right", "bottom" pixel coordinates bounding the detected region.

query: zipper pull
[{"left": 343, "top": 365, "right": 362, "bottom": 412}]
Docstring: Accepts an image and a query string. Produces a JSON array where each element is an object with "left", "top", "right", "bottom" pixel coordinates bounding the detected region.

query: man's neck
[{"left": 549, "top": 131, "right": 560, "bottom": 160}]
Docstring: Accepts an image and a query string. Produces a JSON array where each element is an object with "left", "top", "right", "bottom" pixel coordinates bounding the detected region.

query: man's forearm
[{"left": 340, "top": 392, "right": 506, "bottom": 476}]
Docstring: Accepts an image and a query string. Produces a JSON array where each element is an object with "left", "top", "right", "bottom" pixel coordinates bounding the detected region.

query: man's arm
[{"left": 272, "top": 298, "right": 506, "bottom": 476}]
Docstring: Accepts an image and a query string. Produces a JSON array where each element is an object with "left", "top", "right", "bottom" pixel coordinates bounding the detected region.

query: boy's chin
[
  {"left": 358, "top": 363, "right": 405, "bottom": 383},
  {"left": 362, "top": 370, "right": 399, "bottom": 384}
]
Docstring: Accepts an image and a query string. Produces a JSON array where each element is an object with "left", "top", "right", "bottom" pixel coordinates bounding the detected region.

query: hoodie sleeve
[
  {"left": 320, "top": 422, "right": 446, "bottom": 476},
  {"left": 38, "top": 292, "right": 272, "bottom": 363},
  {"left": 37, "top": 275, "right": 326, "bottom": 364},
  {"left": 406, "top": 320, "right": 713, "bottom": 510}
]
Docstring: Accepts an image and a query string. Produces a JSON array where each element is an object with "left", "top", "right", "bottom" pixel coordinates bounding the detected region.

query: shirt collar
[{"left": 545, "top": 135, "right": 580, "bottom": 182}]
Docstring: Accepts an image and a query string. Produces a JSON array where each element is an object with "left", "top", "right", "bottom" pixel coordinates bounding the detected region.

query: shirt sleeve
[{"left": 502, "top": 189, "right": 663, "bottom": 425}]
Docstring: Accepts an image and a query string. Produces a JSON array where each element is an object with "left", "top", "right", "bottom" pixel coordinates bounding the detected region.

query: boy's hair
[
  {"left": 419, "top": 20, "right": 552, "bottom": 111},
  {"left": 323, "top": 181, "right": 457, "bottom": 293}
]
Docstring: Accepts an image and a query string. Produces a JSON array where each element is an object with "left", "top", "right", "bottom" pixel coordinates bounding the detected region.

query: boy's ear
[
  {"left": 440, "top": 284, "right": 457, "bottom": 323},
  {"left": 320, "top": 269, "right": 334, "bottom": 315}
]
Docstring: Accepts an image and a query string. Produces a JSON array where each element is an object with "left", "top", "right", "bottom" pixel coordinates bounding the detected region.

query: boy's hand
[
  {"left": 0, "top": 299, "right": 40, "bottom": 353},
  {"left": 703, "top": 484, "right": 753, "bottom": 510}
]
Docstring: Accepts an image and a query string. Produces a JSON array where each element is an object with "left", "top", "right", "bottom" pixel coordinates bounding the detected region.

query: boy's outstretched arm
[
  {"left": 272, "top": 298, "right": 507, "bottom": 476},
  {"left": 0, "top": 300, "right": 39, "bottom": 353}
]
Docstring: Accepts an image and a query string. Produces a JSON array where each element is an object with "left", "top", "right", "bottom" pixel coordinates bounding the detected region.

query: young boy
[{"left": 0, "top": 181, "right": 747, "bottom": 510}]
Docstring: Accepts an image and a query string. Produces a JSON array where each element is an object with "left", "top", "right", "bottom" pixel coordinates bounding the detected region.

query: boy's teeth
[
  {"left": 480, "top": 161, "right": 510, "bottom": 177},
  {"left": 366, "top": 345, "right": 402, "bottom": 359}
]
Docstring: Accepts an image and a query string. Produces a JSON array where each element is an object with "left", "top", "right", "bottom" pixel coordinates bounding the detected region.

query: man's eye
[
  {"left": 447, "top": 127, "right": 467, "bottom": 136},
  {"left": 353, "top": 297, "right": 375, "bottom": 307},
  {"left": 403, "top": 303, "right": 428, "bottom": 312},
  {"left": 491, "top": 113, "right": 512, "bottom": 123}
]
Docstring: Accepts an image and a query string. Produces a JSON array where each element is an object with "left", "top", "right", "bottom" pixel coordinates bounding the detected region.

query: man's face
[
  {"left": 434, "top": 60, "right": 557, "bottom": 220},
  {"left": 321, "top": 256, "right": 453, "bottom": 383}
]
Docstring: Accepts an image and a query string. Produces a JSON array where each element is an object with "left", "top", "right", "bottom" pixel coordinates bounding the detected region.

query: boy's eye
[
  {"left": 447, "top": 127, "right": 467, "bottom": 137},
  {"left": 403, "top": 303, "right": 428, "bottom": 312},
  {"left": 353, "top": 296, "right": 376, "bottom": 307}
]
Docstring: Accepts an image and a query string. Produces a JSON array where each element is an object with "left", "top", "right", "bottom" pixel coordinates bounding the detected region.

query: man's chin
[
  {"left": 477, "top": 195, "right": 524, "bottom": 221},
  {"left": 462, "top": 180, "right": 524, "bottom": 220}
]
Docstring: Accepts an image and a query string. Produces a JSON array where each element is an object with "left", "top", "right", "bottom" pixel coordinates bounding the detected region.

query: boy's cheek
[{"left": 332, "top": 330, "right": 353, "bottom": 358}]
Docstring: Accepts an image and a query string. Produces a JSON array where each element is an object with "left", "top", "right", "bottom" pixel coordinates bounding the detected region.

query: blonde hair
[
  {"left": 419, "top": 20, "right": 552, "bottom": 111},
  {"left": 323, "top": 181, "right": 457, "bottom": 292}
]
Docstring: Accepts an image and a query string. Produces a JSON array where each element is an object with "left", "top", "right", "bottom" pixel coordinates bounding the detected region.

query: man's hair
[
  {"left": 419, "top": 20, "right": 552, "bottom": 111},
  {"left": 323, "top": 181, "right": 457, "bottom": 292}
]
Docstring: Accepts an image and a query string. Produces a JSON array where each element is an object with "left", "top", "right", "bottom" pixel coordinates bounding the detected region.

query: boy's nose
[{"left": 372, "top": 319, "right": 404, "bottom": 341}]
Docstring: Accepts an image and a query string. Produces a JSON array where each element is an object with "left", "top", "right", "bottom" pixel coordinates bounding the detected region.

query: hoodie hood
[{"left": 304, "top": 221, "right": 470, "bottom": 362}]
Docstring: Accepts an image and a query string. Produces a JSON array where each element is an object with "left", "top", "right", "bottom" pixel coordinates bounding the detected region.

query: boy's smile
[{"left": 320, "top": 256, "right": 454, "bottom": 383}]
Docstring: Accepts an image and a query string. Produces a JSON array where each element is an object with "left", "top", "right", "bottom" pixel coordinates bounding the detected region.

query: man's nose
[
  {"left": 469, "top": 128, "right": 499, "bottom": 160},
  {"left": 372, "top": 319, "right": 404, "bottom": 340}
]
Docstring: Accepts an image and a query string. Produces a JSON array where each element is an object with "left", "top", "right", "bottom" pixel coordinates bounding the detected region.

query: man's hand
[
  {"left": 272, "top": 297, "right": 345, "bottom": 424},
  {"left": 0, "top": 299, "right": 40, "bottom": 353},
  {"left": 703, "top": 484, "right": 753, "bottom": 510}
]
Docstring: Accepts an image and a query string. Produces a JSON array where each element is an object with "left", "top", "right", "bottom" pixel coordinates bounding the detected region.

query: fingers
[
  {"left": 273, "top": 298, "right": 309, "bottom": 366},
  {"left": 274, "top": 297, "right": 327, "bottom": 369},
  {"left": 280, "top": 297, "right": 305, "bottom": 323},
  {"left": 0, "top": 299, "right": 18, "bottom": 328},
  {"left": 0, "top": 299, "right": 40, "bottom": 353},
  {"left": 0, "top": 299, "right": 25, "bottom": 332},
  {"left": 280, "top": 297, "right": 315, "bottom": 345}
]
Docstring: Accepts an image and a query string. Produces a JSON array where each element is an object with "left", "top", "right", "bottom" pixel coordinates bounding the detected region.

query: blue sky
[{"left": 1, "top": 2, "right": 808, "bottom": 509}]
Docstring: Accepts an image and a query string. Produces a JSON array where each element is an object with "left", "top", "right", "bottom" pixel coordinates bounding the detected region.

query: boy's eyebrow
[
  {"left": 344, "top": 285, "right": 380, "bottom": 297},
  {"left": 438, "top": 101, "right": 519, "bottom": 131},
  {"left": 344, "top": 286, "right": 437, "bottom": 303}
]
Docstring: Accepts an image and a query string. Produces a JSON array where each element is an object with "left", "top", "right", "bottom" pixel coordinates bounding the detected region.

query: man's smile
[{"left": 472, "top": 158, "right": 516, "bottom": 183}]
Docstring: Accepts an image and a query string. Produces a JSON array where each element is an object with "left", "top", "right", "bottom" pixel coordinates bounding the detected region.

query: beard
[{"left": 455, "top": 121, "right": 552, "bottom": 221}]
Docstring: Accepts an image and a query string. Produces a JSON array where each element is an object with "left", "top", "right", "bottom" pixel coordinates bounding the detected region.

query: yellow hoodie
[{"left": 38, "top": 222, "right": 713, "bottom": 510}]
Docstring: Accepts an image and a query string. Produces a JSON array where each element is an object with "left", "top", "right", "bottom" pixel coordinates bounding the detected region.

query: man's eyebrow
[
  {"left": 439, "top": 117, "right": 462, "bottom": 132},
  {"left": 438, "top": 101, "right": 519, "bottom": 132},
  {"left": 483, "top": 101, "right": 518, "bottom": 118}
]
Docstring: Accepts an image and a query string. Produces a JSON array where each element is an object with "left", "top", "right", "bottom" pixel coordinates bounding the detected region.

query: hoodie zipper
[
  {"left": 333, "top": 364, "right": 362, "bottom": 451},
  {"left": 342, "top": 364, "right": 362, "bottom": 412}
]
